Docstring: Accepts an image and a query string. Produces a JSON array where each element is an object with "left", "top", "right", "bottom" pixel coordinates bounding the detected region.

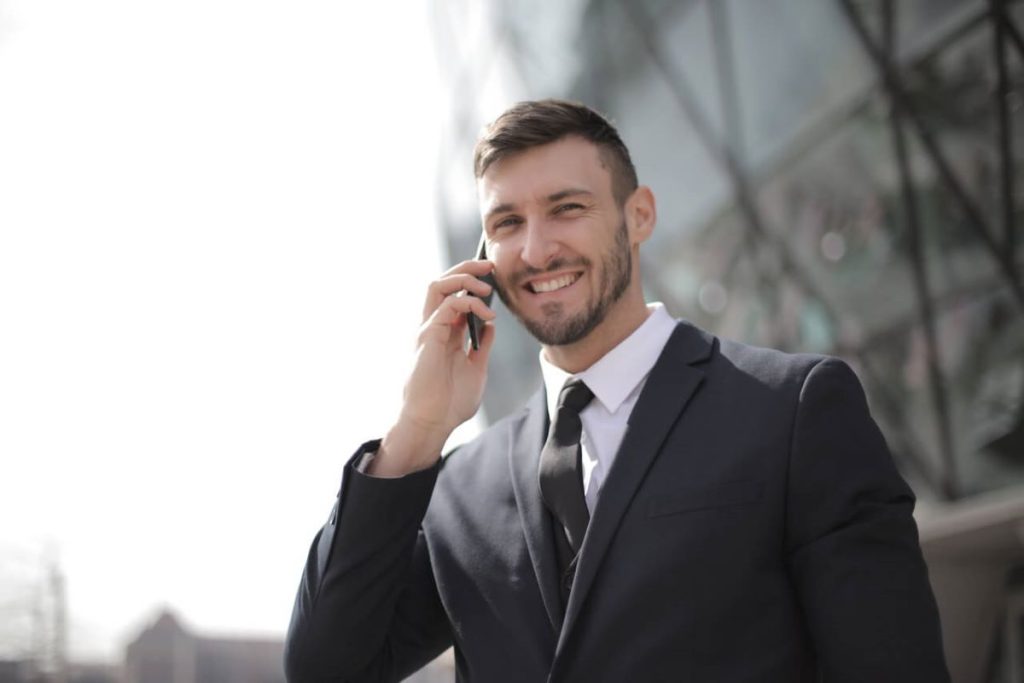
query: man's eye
[
  {"left": 495, "top": 216, "right": 522, "bottom": 229},
  {"left": 554, "top": 203, "right": 585, "bottom": 214}
]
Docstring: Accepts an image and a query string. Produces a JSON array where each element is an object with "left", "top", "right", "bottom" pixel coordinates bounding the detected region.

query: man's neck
[{"left": 541, "top": 293, "right": 652, "bottom": 374}]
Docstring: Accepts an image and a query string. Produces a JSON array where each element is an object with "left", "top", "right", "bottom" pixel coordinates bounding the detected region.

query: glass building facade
[{"left": 431, "top": 1, "right": 1024, "bottom": 681}]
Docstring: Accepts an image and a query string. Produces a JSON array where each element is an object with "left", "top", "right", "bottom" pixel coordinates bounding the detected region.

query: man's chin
[{"left": 518, "top": 309, "right": 596, "bottom": 347}]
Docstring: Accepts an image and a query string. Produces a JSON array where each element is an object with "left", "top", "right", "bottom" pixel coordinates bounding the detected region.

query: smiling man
[{"left": 285, "top": 100, "right": 950, "bottom": 682}]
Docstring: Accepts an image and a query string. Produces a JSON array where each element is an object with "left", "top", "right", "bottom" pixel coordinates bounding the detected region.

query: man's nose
[{"left": 519, "top": 219, "right": 557, "bottom": 269}]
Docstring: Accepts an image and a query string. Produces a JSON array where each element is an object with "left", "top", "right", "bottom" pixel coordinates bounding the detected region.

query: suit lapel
[
  {"left": 507, "top": 387, "right": 563, "bottom": 634},
  {"left": 556, "top": 322, "right": 714, "bottom": 653}
]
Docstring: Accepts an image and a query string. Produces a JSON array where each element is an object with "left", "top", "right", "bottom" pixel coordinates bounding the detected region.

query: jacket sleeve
[
  {"left": 785, "top": 358, "right": 950, "bottom": 682},
  {"left": 284, "top": 439, "right": 453, "bottom": 683}
]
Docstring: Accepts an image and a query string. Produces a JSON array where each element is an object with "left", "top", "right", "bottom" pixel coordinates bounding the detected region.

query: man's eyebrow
[
  {"left": 484, "top": 202, "right": 517, "bottom": 222},
  {"left": 547, "top": 188, "right": 593, "bottom": 203}
]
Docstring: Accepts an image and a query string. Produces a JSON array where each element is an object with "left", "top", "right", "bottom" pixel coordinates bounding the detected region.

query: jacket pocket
[{"left": 647, "top": 479, "right": 763, "bottom": 518}]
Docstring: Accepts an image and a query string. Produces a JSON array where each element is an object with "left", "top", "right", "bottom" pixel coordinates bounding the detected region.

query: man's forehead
[{"left": 476, "top": 137, "right": 611, "bottom": 210}]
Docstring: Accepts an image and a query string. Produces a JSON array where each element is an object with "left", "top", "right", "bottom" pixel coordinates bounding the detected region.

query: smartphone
[{"left": 467, "top": 232, "right": 496, "bottom": 350}]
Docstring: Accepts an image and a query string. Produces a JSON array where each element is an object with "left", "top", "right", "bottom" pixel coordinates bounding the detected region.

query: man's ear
[{"left": 625, "top": 186, "right": 656, "bottom": 245}]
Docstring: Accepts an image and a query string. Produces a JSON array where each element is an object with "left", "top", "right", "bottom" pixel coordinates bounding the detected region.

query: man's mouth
[{"left": 527, "top": 272, "right": 581, "bottom": 294}]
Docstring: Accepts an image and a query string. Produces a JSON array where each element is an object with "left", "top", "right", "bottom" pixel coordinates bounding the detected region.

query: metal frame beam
[
  {"left": 620, "top": 0, "right": 944, "bottom": 491},
  {"left": 882, "top": 0, "right": 960, "bottom": 499},
  {"left": 838, "top": 0, "right": 1024, "bottom": 308},
  {"left": 992, "top": 0, "right": 1018, "bottom": 255}
]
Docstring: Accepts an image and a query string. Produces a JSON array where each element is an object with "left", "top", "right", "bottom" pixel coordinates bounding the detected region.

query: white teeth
[{"left": 530, "top": 273, "right": 579, "bottom": 293}]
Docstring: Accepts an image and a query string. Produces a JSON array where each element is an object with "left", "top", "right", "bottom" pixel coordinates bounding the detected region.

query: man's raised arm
[{"left": 284, "top": 260, "right": 496, "bottom": 682}]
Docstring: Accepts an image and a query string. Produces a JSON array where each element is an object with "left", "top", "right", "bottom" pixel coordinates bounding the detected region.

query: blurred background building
[
  {"left": 122, "top": 610, "right": 283, "bottom": 683},
  {"left": 432, "top": 1, "right": 1024, "bottom": 681},
  {"left": 123, "top": 610, "right": 450, "bottom": 683},
  {"left": 0, "top": 601, "right": 453, "bottom": 683},
  {"left": 0, "top": 598, "right": 452, "bottom": 683}
]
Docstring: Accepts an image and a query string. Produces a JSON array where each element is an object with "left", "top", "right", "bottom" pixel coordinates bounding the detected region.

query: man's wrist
[{"left": 371, "top": 418, "right": 448, "bottom": 477}]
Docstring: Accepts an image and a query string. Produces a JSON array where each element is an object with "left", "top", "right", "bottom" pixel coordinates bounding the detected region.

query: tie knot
[{"left": 557, "top": 378, "right": 594, "bottom": 416}]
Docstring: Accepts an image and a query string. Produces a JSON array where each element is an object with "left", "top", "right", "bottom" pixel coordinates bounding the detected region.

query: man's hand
[{"left": 371, "top": 259, "right": 497, "bottom": 477}]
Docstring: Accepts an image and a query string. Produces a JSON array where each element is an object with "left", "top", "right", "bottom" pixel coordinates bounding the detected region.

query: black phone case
[{"left": 468, "top": 233, "right": 495, "bottom": 350}]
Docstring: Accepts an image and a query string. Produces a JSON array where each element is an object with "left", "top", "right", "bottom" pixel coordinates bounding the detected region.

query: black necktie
[{"left": 539, "top": 379, "right": 594, "bottom": 559}]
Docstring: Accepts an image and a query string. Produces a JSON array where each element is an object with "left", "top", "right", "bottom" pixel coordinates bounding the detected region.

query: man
[{"left": 285, "top": 100, "right": 949, "bottom": 682}]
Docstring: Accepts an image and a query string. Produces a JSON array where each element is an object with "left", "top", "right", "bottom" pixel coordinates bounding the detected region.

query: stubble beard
[{"left": 494, "top": 222, "right": 632, "bottom": 347}]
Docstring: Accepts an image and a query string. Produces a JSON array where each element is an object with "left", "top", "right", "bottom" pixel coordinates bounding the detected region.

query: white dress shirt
[{"left": 539, "top": 303, "right": 677, "bottom": 514}]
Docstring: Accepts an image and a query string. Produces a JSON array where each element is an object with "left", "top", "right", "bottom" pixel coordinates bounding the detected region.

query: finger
[
  {"left": 431, "top": 293, "right": 496, "bottom": 326},
  {"left": 441, "top": 259, "right": 495, "bottom": 278},
  {"left": 422, "top": 273, "right": 495, "bottom": 320},
  {"left": 419, "top": 294, "right": 496, "bottom": 346}
]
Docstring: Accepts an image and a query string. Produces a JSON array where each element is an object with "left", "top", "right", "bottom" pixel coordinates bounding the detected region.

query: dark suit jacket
[{"left": 285, "top": 321, "right": 950, "bottom": 682}]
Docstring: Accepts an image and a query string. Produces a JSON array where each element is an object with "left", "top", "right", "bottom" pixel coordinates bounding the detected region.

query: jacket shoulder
[{"left": 710, "top": 330, "right": 833, "bottom": 389}]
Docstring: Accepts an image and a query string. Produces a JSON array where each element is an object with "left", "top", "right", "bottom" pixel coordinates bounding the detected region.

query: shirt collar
[{"left": 540, "top": 303, "right": 677, "bottom": 420}]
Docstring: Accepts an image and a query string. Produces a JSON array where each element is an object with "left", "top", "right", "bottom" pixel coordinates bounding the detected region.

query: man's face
[{"left": 477, "top": 136, "right": 636, "bottom": 346}]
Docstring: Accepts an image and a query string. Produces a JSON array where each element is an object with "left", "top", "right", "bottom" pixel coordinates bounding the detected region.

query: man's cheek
[{"left": 492, "top": 273, "right": 514, "bottom": 308}]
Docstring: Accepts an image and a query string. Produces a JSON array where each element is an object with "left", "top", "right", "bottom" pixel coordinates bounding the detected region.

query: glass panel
[
  {"left": 727, "top": 0, "right": 874, "bottom": 167},
  {"left": 896, "top": 0, "right": 986, "bottom": 59}
]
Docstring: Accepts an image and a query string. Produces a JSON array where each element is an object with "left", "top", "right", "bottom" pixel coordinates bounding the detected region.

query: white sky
[{"left": 0, "top": 0, "right": 474, "bottom": 662}]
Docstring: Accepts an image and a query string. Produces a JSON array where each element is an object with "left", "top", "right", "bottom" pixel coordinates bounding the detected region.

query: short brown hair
[{"left": 473, "top": 99, "right": 638, "bottom": 206}]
